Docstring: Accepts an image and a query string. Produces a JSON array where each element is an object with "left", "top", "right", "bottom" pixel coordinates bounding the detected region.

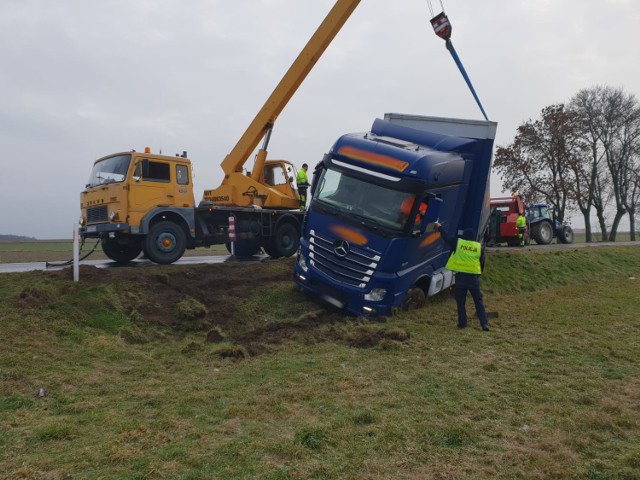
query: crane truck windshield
[
  {"left": 313, "top": 167, "right": 419, "bottom": 233},
  {"left": 86, "top": 154, "right": 131, "bottom": 188}
]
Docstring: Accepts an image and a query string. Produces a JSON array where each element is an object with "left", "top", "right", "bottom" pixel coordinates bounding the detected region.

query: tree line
[{"left": 493, "top": 85, "right": 640, "bottom": 242}]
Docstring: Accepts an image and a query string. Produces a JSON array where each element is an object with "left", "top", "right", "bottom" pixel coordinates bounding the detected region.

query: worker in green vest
[
  {"left": 437, "top": 223, "right": 489, "bottom": 331},
  {"left": 296, "top": 163, "right": 309, "bottom": 211},
  {"left": 516, "top": 212, "right": 527, "bottom": 247}
]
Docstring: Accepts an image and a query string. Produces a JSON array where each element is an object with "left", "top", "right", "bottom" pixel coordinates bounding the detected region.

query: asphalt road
[
  {"left": 1, "top": 241, "right": 637, "bottom": 274},
  {"left": 0, "top": 254, "right": 267, "bottom": 274}
]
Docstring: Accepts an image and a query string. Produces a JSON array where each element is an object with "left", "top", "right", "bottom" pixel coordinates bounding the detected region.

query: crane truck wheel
[
  {"left": 559, "top": 225, "right": 574, "bottom": 244},
  {"left": 531, "top": 221, "right": 553, "bottom": 245},
  {"left": 101, "top": 237, "right": 142, "bottom": 264},
  {"left": 263, "top": 223, "right": 300, "bottom": 258},
  {"left": 144, "top": 220, "right": 187, "bottom": 264}
]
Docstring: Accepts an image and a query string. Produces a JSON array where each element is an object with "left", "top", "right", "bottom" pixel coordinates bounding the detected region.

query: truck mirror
[{"left": 420, "top": 197, "right": 443, "bottom": 234}]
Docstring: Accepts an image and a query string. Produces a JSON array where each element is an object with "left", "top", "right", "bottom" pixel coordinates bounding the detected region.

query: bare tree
[
  {"left": 625, "top": 140, "right": 640, "bottom": 240},
  {"left": 619, "top": 108, "right": 640, "bottom": 240},
  {"left": 494, "top": 104, "right": 578, "bottom": 223},
  {"left": 571, "top": 86, "right": 640, "bottom": 241},
  {"left": 568, "top": 90, "right": 606, "bottom": 241},
  {"left": 569, "top": 89, "right": 611, "bottom": 242}
]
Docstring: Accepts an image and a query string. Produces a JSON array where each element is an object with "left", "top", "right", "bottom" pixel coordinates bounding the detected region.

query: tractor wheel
[
  {"left": 558, "top": 225, "right": 574, "bottom": 244},
  {"left": 532, "top": 221, "right": 553, "bottom": 245},
  {"left": 263, "top": 223, "right": 300, "bottom": 258},
  {"left": 402, "top": 286, "right": 426, "bottom": 311},
  {"left": 144, "top": 221, "right": 186, "bottom": 264},
  {"left": 101, "top": 237, "right": 142, "bottom": 264}
]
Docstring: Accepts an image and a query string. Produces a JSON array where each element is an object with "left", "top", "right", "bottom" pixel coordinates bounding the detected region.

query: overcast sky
[{"left": 1, "top": 0, "right": 638, "bottom": 239}]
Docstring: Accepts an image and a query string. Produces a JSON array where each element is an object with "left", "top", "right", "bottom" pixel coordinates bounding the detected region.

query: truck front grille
[
  {"left": 87, "top": 205, "right": 108, "bottom": 224},
  {"left": 308, "top": 230, "right": 381, "bottom": 289}
]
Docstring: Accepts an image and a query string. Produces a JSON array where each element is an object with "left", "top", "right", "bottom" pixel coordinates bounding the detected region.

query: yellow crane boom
[{"left": 216, "top": 0, "right": 361, "bottom": 185}]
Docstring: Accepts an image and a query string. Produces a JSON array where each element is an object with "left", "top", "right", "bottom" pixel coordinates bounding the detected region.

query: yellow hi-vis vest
[
  {"left": 445, "top": 239, "right": 482, "bottom": 274},
  {"left": 516, "top": 215, "right": 526, "bottom": 228},
  {"left": 297, "top": 169, "right": 308, "bottom": 185}
]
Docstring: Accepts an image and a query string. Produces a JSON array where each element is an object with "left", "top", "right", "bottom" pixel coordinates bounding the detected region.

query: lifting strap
[{"left": 428, "top": 9, "right": 489, "bottom": 121}]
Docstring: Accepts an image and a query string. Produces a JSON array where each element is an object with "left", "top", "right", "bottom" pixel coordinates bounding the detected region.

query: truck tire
[
  {"left": 144, "top": 221, "right": 186, "bottom": 264},
  {"left": 101, "top": 237, "right": 142, "bottom": 264},
  {"left": 263, "top": 223, "right": 300, "bottom": 258},
  {"left": 558, "top": 225, "right": 574, "bottom": 244},
  {"left": 225, "top": 239, "right": 261, "bottom": 257},
  {"left": 531, "top": 221, "right": 553, "bottom": 245},
  {"left": 402, "top": 286, "right": 426, "bottom": 311}
]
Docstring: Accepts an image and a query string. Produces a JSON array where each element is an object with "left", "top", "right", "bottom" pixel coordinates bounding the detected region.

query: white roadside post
[
  {"left": 72, "top": 223, "right": 80, "bottom": 282},
  {"left": 228, "top": 215, "right": 236, "bottom": 256}
]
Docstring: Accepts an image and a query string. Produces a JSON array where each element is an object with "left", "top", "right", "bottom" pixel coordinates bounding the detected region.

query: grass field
[
  {"left": 1, "top": 233, "right": 636, "bottom": 263},
  {"left": 1, "top": 246, "right": 640, "bottom": 479},
  {"left": 0, "top": 240, "right": 227, "bottom": 263}
]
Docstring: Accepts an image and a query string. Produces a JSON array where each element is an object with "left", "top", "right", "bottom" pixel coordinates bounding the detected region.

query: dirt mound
[{"left": 31, "top": 258, "right": 411, "bottom": 356}]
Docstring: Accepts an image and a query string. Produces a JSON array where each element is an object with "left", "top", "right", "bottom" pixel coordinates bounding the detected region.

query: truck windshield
[
  {"left": 86, "top": 154, "right": 131, "bottom": 187},
  {"left": 313, "top": 168, "right": 418, "bottom": 232}
]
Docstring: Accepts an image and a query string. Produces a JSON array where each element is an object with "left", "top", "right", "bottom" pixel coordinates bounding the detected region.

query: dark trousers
[{"left": 454, "top": 273, "right": 488, "bottom": 328}]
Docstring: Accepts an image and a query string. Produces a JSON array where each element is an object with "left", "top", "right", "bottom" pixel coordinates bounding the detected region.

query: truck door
[
  {"left": 129, "top": 158, "right": 175, "bottom": 223},
  {"left": 173, "top": 163, "right": 195, "bottom": 207}
]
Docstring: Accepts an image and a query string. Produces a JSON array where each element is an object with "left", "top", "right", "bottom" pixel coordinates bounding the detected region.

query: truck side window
[
  {"left": 139, "top": 159, "right": 170, "bottom": 182},
  {"left": 264, "top": 164, "right": 287, "bottom": 186},
  {"left": 176, "top": 165, "right": 189, "bottom": 185}
]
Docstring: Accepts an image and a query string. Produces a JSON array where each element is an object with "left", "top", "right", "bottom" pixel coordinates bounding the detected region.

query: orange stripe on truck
[
  {"left": 338, "top": 145, "right": 409, "bottom": 172},
  {"left": 329, "top": 225, "right": 369, "bottom": 246}
]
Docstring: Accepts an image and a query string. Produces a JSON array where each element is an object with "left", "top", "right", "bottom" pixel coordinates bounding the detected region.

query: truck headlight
[
  {"left": 364, "top": 288, "right": 386, "bottom": 302},
  {"left": 78, "top": 216, "right": 85, "bottom": 226},
  {"left": 297, "top": 254, "right": 308, "bottom": 272},
  {"left": 109, "top": 211, "right": 119, "bottom": 221}
]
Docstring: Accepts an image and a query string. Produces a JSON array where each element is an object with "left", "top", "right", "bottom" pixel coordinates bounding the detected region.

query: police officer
[
  {"left": 437, "top": 223, "right": 490, "bottom": 331},
  {"left": 297, "top": 163, "right": 309, "bottom": 211},
  {"left": 516, "top": 211, "right": 527, "bottom": 247}
]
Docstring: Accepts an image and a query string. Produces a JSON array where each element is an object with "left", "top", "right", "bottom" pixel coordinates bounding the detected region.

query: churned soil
[{"left": 20, "top": 257, "right": 411, "bottom": 356}]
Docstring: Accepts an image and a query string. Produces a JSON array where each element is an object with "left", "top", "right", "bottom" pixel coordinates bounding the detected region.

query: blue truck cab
[{"left": 293, "top": 113, "right": 497, "bottom": 316}]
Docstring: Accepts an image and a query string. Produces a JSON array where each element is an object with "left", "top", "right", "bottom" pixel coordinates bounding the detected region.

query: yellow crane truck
[{"left": 79, "top": 0, "right": 361, "bottom": 264}]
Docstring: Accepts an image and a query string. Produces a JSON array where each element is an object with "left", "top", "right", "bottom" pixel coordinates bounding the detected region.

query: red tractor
[
  {"left": 486, "top": 196, "right": 575, "bottom": 246},
  {"left": 486, "top": 196, "right": 529, "bottom": 246}
]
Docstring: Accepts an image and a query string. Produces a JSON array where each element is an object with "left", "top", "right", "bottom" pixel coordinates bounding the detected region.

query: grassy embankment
[
  {"left": 0, "top": 240, "right": 227, "bottom": 263},
  {"left": 1, "top": 246, "right": 640, "bottom": 479}
]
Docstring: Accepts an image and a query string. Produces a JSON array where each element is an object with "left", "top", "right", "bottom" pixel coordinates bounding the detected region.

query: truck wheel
[
  {"left": 264, "top": 223, "right": 299, "bottom": 258},
  {"left": 225, "top": 239, "right": 261, "bottom": 257},
  {"left": 532, "top": 222, "right": 553, "bottom": 245},
  {"left": 402, "top": 287, "right": 426, "bottom": 311},
  {"left": 559, "top": 225, "right": 574, "bottom": 244},
  {"left": 144, "top": 221, "right": 186, "bottom": 264},
  {"left": 101, "top": 237, "right": 142, "bottom": 264}
]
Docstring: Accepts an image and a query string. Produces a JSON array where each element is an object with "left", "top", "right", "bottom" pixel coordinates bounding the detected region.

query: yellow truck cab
[{"left": 80, "top": 149, "right": 197, "bottom": 264}]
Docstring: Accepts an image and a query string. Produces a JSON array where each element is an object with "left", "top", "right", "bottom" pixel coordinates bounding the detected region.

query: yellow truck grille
[{"left": 87, "top": 205, "right": 108, "bottom": 224}]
